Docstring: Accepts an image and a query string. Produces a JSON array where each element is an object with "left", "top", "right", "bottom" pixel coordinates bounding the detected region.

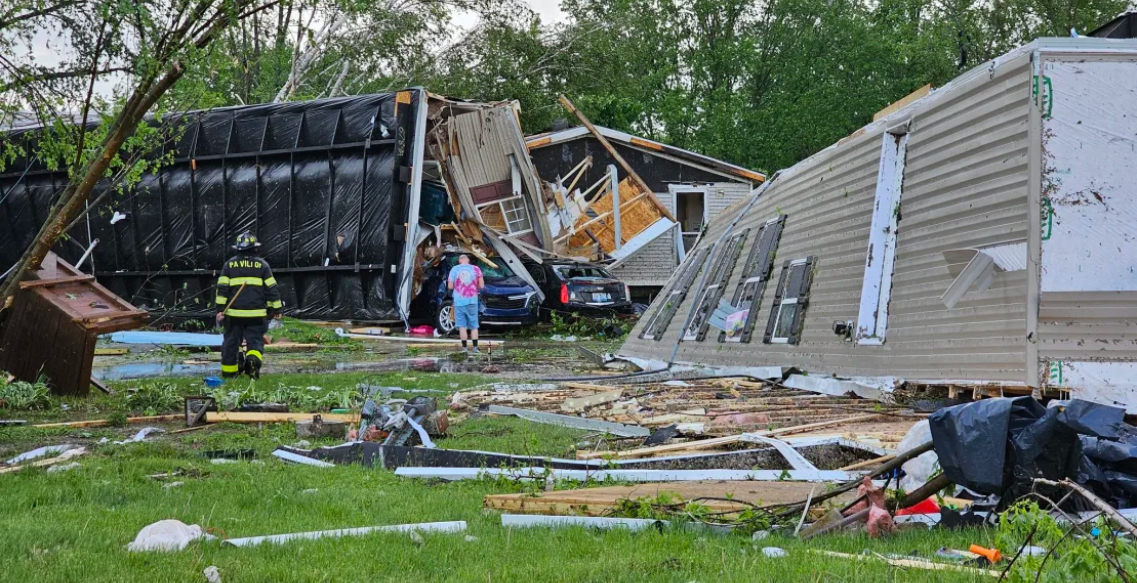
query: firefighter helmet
[{"left": 233, "top": 232, "right": 260, "bottom": 251}]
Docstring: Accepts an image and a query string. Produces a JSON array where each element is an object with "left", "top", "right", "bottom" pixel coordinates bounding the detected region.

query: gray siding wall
[
  {"left": 611, "top": 228, "right": 676, "bottom": 286},
  {"left": 705, "top": 182, "right": 752, "bottom": 220},
  {"left": 622, "top": 53, "right": 1034, "bottom": 383},
  {"left": 616, "top": 183, "right": 750, "bottom": 287}
]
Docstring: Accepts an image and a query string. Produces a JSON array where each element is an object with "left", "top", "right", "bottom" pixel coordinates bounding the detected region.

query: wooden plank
[
  {"left": 576, "top": 414, "right": 882, "bottom": 460},
  {"left": 33, "top": 414, "right": 182, "bottom": 429},
  {"left": 873, "top": 84, "right": 933, "bottom": 122},
  {"left": 89, "top": 377, "right": 113, "bottom": 395},
  {"left": 0, "top": 449, "right": 87, "bottom": 474},
  {"left": 562, "top": 382, "right": 620, "bottom": 392},
  {"left": 839, "top": 454, "right": 895, "bottom": 471},
  {"left": 810, "top": 550, "right": 1000, "bottom": 577},
  {"left": 561, "top": 390, "right": 623, "bottom": 413},
  {"left": 557, "top": 95, "right": 676, "bottom": 222},
  {"left": 485, "top": 481, "right": 847, "bottom": 517},
  {"left": 19, "top": 274, "right": 96, "bottom": 288},
  {"left": 207, "top": 412, "right": 360, "bottom": 424},
  {"left": 94, "top": 348, "right": 129, "bottom": 356}
]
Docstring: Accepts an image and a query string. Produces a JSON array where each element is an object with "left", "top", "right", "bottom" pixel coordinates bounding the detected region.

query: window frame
[
  {"left": 640, "top": 247, "right": 709, "bottom": 341},
  {"left": 856, "top": 130, "right": 909, "bottom": 346},
  {"left": 683, "top": 229, "right": 748, "bottom": 341},
  {"left": 765, "top": 256, "right": 815, "bottom": 345},
  {"left": 722, "top": 216, "right": 785, "bottom": 343}
]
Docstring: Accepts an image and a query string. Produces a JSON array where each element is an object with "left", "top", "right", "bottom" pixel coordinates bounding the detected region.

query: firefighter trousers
[{"left": 221, "top": 316, "right": 267, "bottom": 377}]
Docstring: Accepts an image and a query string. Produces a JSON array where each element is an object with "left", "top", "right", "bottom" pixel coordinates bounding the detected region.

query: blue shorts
[{"left": 454, "top": 303, "right": 479, "bottom": 329}]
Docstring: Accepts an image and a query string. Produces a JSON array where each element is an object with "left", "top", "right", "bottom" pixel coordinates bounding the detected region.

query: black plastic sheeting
[
  {"left": 930, "top": 397, "right": 1137, "bottom": 508},
  {"left": 0, "top": 92, "right": 424, "bottom": 320}
]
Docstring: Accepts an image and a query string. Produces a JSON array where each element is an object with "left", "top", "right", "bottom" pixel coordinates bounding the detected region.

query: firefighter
[{"left": 214, "top": 232, "right": 283, "bottom": 379}]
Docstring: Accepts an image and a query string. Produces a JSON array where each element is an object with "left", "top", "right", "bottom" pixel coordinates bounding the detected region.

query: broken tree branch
[{"left": 1033, "top": 478, "right": 1137, "bottom": 538}]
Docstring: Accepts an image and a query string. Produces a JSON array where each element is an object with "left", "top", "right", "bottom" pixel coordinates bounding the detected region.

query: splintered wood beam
[{"left": 557, "top": 94, "right": 676, "bottom": 222}]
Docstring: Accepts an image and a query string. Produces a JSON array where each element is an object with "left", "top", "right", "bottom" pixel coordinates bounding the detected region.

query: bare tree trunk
[{"left": 273, "top": 11, "right": 347, "bottom": 102}]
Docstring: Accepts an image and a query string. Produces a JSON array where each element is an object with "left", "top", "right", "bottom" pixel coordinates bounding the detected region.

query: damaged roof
[{"left": 525, "top": 126, "right": 766, "bottom": 185}]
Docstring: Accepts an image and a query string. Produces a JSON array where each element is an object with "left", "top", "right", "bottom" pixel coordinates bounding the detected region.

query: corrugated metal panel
[{"left": 621, "top": 52, "right": 1035, "bottom": 383}]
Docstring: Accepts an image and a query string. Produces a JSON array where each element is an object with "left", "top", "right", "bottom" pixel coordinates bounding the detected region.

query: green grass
[
  {"left": 441, "top": 415, "right": 589, "bottom": 458},
  {"left": 0, "top": 434, "right": 1008, "bottom": 583},
  {"left": 0, "top": 368, "right": 1099, "bottom": 582},
  {"left": 0, "top": 371, "right": 493, "bottom": 429}
]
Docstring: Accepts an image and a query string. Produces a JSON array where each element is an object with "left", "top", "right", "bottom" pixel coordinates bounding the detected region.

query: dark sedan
[{"left": 523, "top": 261, "right": 634, "bottom": 319}]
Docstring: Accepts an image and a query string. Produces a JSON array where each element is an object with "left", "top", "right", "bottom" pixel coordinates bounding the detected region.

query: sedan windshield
[
  {"left": 554, "top": 265, "right": 611, "bottom": 280},
  {"left": 446, "top": 255, "right": 515, "bottom": 280}
]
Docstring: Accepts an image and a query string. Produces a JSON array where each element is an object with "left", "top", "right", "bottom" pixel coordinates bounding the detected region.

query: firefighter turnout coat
[{"left": 215, "top": 254, "right": 283, "bottom": 318}]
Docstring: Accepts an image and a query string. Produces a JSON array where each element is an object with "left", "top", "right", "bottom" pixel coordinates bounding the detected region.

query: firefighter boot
[{"left": 243, "top": 351, "right": 262, "bottom": 379}]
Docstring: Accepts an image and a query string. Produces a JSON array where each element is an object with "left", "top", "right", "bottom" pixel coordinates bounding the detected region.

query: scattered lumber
[
  {"left": 577, "top": 414, "right": 883, "bottom": 460},
  {"left": 561, "top": 390, "right": 623, "bottom": 413}
]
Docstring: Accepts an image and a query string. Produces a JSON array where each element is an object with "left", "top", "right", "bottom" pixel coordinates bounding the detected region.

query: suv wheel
[{"left": 435, "top": 301, "right": 456, "bottom": 335}]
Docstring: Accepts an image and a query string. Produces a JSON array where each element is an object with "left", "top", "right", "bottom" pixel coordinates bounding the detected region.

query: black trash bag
[
  {"left": 929, "top": 397, "right": 1137, "bottom": 508},
  {"left": 928, "top": 396, "right": 1044, "bottom": 495}
]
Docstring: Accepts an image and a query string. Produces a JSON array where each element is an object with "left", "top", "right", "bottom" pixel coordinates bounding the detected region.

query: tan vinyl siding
[{"left": 622, "top": 53, "right": 1033, "bottom": 382}]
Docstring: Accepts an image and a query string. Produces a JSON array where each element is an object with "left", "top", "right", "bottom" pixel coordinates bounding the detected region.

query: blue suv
[{"left": 414, "top": 252, "right": 540, "bottom": 334}]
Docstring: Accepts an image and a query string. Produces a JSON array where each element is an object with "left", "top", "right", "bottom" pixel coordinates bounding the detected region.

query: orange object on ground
[{"left": 969, "top": 545, "right": 1002, "bottom": 563}]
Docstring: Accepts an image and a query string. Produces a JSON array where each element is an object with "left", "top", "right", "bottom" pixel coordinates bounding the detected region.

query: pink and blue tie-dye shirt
[{"left": 448, "top": 264, "right": 482, "bottom": 306}]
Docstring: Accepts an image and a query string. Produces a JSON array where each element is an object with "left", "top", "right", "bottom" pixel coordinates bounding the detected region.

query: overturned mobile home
[
  {"left": 1, "top": 90, "right": 765, "bottom": 321},
  {"left": 0, "top": 92, "right": 424, "bottom": 321},
  {"left": 621, "top": 38, "right": 1137, "bottom": 413}
]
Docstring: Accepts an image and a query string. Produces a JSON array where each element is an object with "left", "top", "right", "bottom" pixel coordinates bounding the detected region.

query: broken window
[
  {"left": 640, "top": 247, "right": 709, "bottom": 341},
  {"left": 721, "top": 216, "right": 785, "bottom": 343},
  {"left": 856, "top": 130, "right": 909, "bottom": 345},
  {"left": 683, "top": 229, "right": 749, "bottom": 341},
  {"left": 500, "top": 197, "right": 532, "bottom": 234},
  {"left": 477, "top": 196, "right": 533, "bottom": 236},
  {"left": 765, "top": 257, "right": 815, "bottom": 344}
]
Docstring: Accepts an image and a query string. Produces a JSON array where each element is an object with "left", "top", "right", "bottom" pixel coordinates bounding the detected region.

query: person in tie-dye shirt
[{"left": 447, "top": 254, "right": 484, "bottom": 355}]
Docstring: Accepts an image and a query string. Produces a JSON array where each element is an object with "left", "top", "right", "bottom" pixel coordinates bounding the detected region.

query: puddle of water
[{"left": 92, "top": 352, "right": 601, "bottom": 381}]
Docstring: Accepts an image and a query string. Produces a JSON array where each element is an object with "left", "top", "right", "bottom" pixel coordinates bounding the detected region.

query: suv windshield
[
  {"left": 553, "top": 265, "right": 611, "bottom": 280},
  {"left": 446, "top": 255, "right": 515, "bottom": 280}
]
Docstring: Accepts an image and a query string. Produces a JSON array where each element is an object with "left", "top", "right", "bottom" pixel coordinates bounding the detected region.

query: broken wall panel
[
  {"left": 434, "top": 104, "right": 551, "bottom": 247},
  {"left": 1036, "top": 57, "right": 1137, "bottom": 408},
  {"left": 0, "top": 93, "right": 419, "bottom": 320}
]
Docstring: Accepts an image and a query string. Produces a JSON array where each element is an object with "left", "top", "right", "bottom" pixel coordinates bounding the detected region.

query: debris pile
[{"left": 452, "top": 377, "right": 917, "bottom": 443}]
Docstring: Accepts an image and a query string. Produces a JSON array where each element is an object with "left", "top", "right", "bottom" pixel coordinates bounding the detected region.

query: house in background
[
  {"left": 525, "top": 126, "right": 765, "bottom": 301},
  {"left": 620, "top": 37, "right": 1137, "bottom": 413}
]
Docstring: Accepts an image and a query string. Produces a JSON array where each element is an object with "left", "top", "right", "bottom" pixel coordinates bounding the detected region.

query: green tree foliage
[{"left": 412, "top": 0, "right": 1127, "bottom": 171}]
